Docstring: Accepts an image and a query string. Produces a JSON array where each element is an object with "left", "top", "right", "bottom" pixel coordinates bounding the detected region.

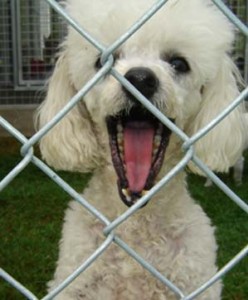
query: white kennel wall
[{"left": 0, "top": 0, "right": 65, "bottom": 105}]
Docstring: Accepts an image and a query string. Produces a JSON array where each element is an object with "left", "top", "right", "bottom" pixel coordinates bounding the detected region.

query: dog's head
[{"left": 37, "top": 0, "right": 245, "bottom": 206}]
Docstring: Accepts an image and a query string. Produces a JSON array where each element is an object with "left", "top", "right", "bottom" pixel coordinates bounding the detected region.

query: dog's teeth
[
  {"left": 154, "top": 135, "right": 161, "bottom": 147},
  {"left": 117, "top": 123, "right": 123, "bottom": 133},
  {"left": 117, "top": 129, "right": 124, "bottom": 158},
  {"left": 122, "top": 188, "right": 131, "bottom": 202},
  {"left": 119, "top": 145, "right": 124, "bottom": 156},
  {"left": 141, "top": 190, "right": 149, "bottom": 196},
  {"left": 117, "top": 132, "right": 123, "bottom": 144},
  {"left": 156, "top": 124, "right": 163, "bottom": 135},
  {"left": 118, "top": 133, "right": 123, "bottom": 150},
  {"left": 153, "top": 148, "right": 158, "bottom": 158},
  {"left": 152, "top": 134, "right": 161, "bottom": 159},
  {"left": 152, "top": 135, "right": 161, "bottom": 159},
  {"left": 122, "top": 188, "right": 130, "bottom": 196}
]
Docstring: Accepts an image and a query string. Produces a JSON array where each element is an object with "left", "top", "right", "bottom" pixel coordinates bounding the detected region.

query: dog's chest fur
[{"left": 50, "top": 167, "right": 220, "bottom": 299}]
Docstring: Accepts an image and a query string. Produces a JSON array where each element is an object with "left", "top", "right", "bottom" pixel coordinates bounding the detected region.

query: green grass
[
  {"left": 188, "top": 171, "right": 248, "bottom": 300},
  {"left": 0, "top": 138, "right": 247, "bottom": 299},
  {"left": 0, "top": 138, "right": 91, "bottom": 299}
]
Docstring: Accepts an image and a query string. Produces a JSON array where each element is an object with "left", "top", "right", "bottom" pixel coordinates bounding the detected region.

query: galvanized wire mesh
[{"left": 0, "top": 0, "right": 248, "bottom": 299}]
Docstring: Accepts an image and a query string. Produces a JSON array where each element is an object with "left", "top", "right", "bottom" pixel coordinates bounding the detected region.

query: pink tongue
[{"left": 124, "top": 122, "right": 154, "bottom": 192}]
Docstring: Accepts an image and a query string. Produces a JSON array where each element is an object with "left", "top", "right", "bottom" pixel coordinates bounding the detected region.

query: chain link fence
[
  {"left": 0, "top": 0, "right": 248, "bottom": 299},
  {"left": 0, "top": 0, "right": 247, "bottom": 106}
]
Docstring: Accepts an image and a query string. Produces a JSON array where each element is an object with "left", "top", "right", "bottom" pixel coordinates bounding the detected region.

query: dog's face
[
  {"left": 38, "top": 0, "right": 245, "bottom": 206},
  {"left": 68, "top": 0, "right": 232, "bottom": 119},
  {"left": 86, "top": 48, "right": 202, "bottom": 206}
]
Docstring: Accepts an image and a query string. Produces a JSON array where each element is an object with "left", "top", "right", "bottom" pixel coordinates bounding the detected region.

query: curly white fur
[
  {"left": 37, "top": 0, "right": 246, "bottom": 299},
  {"left": 205, "top": 112, "right": 248, "bottom": 187}
]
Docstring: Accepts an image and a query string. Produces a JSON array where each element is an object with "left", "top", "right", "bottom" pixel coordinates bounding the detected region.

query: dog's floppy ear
[
  {"left": 36, "top": 51, "right": 101, "bottom": 172},
  {"left": 187, "top": 56, "right": 245, "bottom": 174}
]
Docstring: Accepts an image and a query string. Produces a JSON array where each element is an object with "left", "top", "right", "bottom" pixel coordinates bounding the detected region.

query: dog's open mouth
[{"left": 106, "top": 106, "right": 172, "bottom": 207}]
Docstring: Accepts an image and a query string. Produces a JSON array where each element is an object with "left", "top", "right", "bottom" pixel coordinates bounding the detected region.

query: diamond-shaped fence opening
[{"left": 0, "top": 0, "right": 247, "bottom": 299}]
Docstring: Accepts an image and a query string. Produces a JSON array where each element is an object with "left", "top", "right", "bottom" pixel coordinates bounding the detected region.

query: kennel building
[{"left": 0, "top": 0, "right": 247, "bottom": 136}]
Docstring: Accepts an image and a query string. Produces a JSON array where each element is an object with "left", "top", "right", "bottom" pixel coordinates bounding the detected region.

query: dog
[
  {"left": 204, "top": 153, "right": 245, "bottom": 187},
  {"left": 37, "top": 0, "right": 246, "bottom": 299},
  {"left": 204, "top": 112, "right": 248, "bottom": 187}
]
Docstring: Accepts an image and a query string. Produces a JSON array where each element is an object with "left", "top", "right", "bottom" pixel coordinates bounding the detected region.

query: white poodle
[
  {"left": 37, "top": 0, "right": 246, "bottom": 299},
  {"left": 205, "top": 112, "right": 248, "bottom": 187}
]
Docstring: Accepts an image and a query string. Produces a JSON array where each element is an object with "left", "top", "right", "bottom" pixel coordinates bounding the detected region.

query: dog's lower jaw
[
  {"left": 117, "top": 181, "right": 150, "bottom": 207},
  {"left": 106, "top": 108, "right": 173, "bottom": 207}
]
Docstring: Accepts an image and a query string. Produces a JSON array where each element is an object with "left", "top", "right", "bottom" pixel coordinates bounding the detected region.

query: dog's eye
[
  {"left": 95, "top": 52, "right": 120, "bottom": 70},
  {"left": 95, "top": 57, "right": 102, "bottom": 69},
  {"left": 169, "top": 57, "right": 190, "bottom": 73}
]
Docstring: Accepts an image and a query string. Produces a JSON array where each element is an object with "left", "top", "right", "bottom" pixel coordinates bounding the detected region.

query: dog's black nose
[{"left": 123, "top": 67, "right": 159, "bottom": 100}]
